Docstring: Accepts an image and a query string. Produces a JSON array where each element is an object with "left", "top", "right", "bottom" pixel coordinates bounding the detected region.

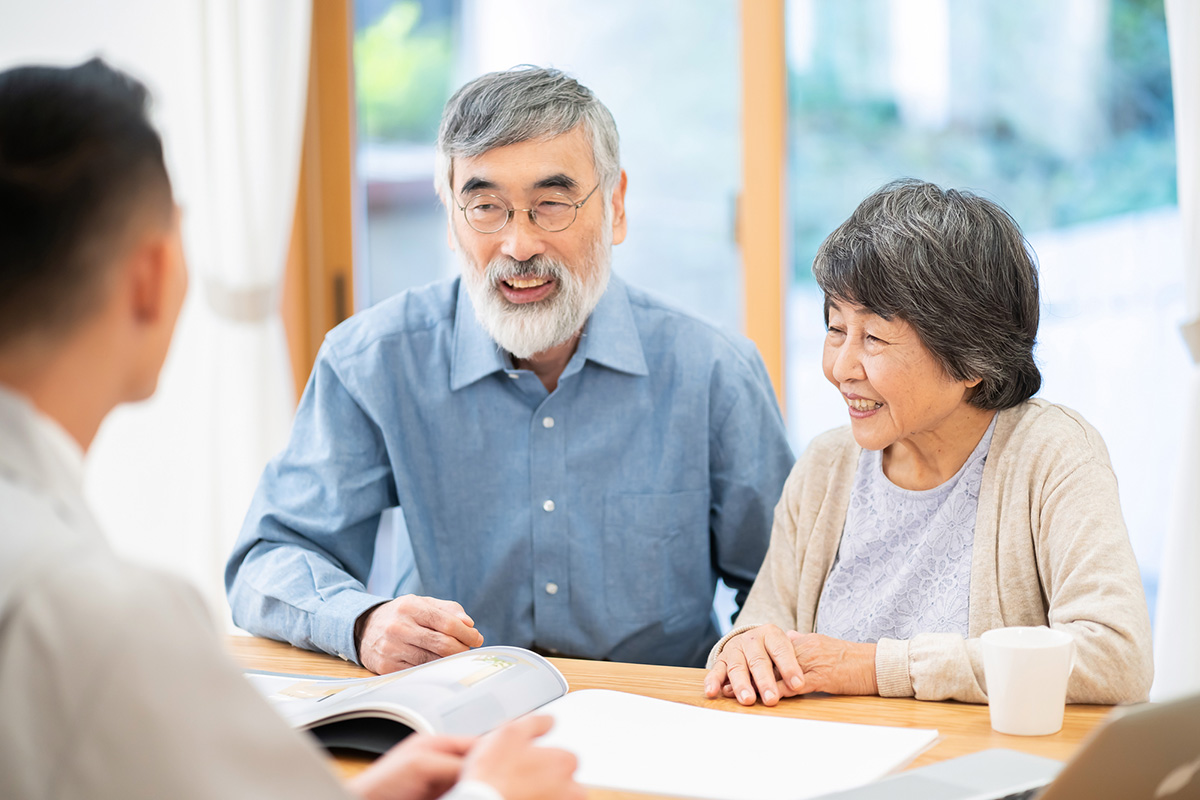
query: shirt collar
[
  {"left": 0, "top": 383, "right": 86, "bottom": 499},
  {"left": 450, "top": 274, "right": 649, "bottom": 392}
]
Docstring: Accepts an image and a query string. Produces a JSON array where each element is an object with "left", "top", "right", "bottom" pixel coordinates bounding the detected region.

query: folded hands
[{"left": 704, "top": 625, "right": 878, "bottom": 706}]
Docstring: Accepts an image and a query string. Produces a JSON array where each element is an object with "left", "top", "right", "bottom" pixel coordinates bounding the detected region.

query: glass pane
[
  {"left": 785, "top": 0, "right": 1180, "bottom": 617},
  {"left": 352, "top": 1, "right": 744, "bottom": 625},
  {"left": 355, "top": 0, "right": 459, "bottom": 303},
  {"left": 353, "top": 0, "right": 743, "bottom": 334}
]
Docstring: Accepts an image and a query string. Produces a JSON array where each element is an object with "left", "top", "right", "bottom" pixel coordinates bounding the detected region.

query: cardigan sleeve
[{"left": 888, "top": 410, "right": 1153, "bottom": 704}]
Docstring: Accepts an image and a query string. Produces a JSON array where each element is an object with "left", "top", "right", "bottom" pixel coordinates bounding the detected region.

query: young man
[
  {"left": 0, "top": 59, "right": 580, "bottom": 800},
  {"left": 227, "top": 67, "right": 795, "bottom": 674}
]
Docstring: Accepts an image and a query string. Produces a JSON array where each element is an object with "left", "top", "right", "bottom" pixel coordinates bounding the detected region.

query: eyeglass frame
[{"left": 455, "top": 182, "right": 602, "bottom": 234}]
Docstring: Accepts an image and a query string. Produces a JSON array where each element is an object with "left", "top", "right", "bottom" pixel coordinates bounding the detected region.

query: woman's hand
[
  {"left": 704, "top": 624, "right": 807, "bottom": 706},
  {"left": 783, "top": 632, "right": 879, "bottom": 696},
  {"left": 704, "top": 627, "right": 880, "bottom": 705}
]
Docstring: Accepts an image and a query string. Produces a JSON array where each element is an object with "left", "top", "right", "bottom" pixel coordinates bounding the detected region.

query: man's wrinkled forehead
[
  {"left": 449, "top": 126, "right": 596, "bottom": 197},
  {"left": 455, "top": 171, "right": 583, "bottom": 198}
]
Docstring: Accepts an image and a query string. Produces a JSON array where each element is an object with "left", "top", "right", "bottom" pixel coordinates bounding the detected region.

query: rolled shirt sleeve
[{"left": 226, "top": 344, "right": 398, "bottom": 663}]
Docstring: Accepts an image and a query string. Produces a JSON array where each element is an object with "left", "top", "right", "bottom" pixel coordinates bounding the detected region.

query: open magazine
[
  {"left": 247, "top": 645, "right": 941, "bottom": 800},
  {"left": 245, "top": 645, "right": 565, "bottom": 753}
]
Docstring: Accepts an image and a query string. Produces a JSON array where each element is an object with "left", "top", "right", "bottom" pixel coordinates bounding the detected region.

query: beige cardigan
[{"left": 710, "top": 399, "right": 1153, "bottom": 704}]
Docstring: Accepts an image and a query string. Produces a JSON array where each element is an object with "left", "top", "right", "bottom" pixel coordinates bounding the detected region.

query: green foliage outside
[
  {"left": 788, "top": 0, "right": 1177, "bottom": 282},
  {"left": 355, "top": 2, "right": 454, "bottom": 143}
]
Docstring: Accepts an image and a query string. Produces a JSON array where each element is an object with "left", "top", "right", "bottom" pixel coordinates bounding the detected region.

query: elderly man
[{"left": 226, "top": 66, "right": 793, "bottom": 672}]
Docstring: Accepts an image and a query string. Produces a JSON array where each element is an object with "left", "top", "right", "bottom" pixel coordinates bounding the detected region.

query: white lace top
[{"left": 814, "top": 414, "right": 997, "bottom": 643}]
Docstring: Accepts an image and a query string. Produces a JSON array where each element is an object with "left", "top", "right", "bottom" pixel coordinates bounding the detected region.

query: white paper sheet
[{"left": 537, "top": 690, "right": 938, "bottom": 800}]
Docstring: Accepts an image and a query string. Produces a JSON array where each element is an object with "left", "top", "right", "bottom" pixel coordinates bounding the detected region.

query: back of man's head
[
  {"left": 435, "top": 66, "right": 620, "bottom": 202},
  {"left": 0, "top": 58, "right": 173, "bottom": 348}
]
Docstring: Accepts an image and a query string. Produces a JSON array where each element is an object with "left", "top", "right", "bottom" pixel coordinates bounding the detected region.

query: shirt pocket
[{"left": 603, "top": 490, "right": 710, "bottom": 623}]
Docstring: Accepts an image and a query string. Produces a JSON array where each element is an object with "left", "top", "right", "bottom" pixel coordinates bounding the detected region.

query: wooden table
[{"left": 228, "top": 636, "right": 1115, "bottom": 799}]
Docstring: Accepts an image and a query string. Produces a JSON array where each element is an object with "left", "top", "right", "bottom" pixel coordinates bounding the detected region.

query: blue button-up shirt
[{"left": 226, "top": 275, "right": 793, "bottom": 667}]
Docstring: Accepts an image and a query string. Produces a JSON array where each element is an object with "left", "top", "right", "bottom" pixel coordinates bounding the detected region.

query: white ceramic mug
[{"left": 980, "top": 626, "right": 1075, "bottom": 736}]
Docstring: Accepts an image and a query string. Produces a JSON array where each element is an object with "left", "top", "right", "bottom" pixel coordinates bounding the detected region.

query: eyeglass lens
[{"left": 464, "top": 192, "right": 579, "bottom": 233}]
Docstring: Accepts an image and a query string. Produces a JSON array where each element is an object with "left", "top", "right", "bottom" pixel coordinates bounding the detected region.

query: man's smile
[{"left": 498, "top": 276, "right": 557, "bottom": 304}]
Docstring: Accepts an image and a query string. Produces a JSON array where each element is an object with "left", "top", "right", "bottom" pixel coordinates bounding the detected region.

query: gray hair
[
  {"left": 813, "top": 179, "right": 1041, "bottom": 410},
  {"left": 435, "top": 66, "right": 620, "bottom": 202}
]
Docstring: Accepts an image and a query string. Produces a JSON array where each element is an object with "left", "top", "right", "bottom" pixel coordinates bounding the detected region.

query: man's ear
[
  {"left": 128, "top": 229, "right": 173, "bottom": 324},
  {"left": 610, "top": 170, "right": 628, "bottom": 245}
]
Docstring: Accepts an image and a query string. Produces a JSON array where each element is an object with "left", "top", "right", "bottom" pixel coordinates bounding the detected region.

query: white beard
[{"left": 458, "top": 230, "right": 612, "bottom": 360}]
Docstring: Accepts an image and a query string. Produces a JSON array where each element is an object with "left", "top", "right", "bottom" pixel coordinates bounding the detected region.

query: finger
[
  {"left": 722, "top": 649, "right": 760, "bottom": 705},
  {"left": 414, "top": 626, "right": 479, "bottom": 658},
  {"left": 413, "top": 603, "right": 486, "bottom": 647},
  {"left": 429, "top": 597, "right": 477, "bottom": 628},
  {"left": 419, "top": 735, "right": 477, "bottom": 756},
  {"left": 704, "top": 660, "right": 729, "bottom": 698},
  {"left": 722, "top": 683, "right": 735, "bottom": 697},
  {"left": 384, "top": 641, "right": 443, "bottom": 671},
  {"left": 498, "top": 714, "right": 555, "bottom": 741},
  {"left": 744, "top": 639, "right": 783, "bottom": 705},
  {"left": 412, "top": 751, "right": 464, "bottom": 788},
  {"left": 765, "top": 628, "right": 806, "bottom": 693}
]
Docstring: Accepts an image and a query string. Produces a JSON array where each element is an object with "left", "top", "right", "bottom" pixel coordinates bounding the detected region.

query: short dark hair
[
  {"left": 0, "top": 58, "right": 173, "bottom": 345},
  {"left": 813, "top": 179, "right": 1041, "bottom": 410}
]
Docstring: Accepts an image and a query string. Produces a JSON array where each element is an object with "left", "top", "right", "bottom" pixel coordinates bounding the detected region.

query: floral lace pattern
[{"left": 814, "top": 415, "right": 997, "bottom": 643}]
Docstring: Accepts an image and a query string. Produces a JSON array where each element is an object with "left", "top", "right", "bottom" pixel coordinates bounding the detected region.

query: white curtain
[
  {"left": 0, "top": 0, "right": 311, "bottom": 620},
  {"left": 1154, "top": 0, "right": 1200, "bottom": 701}
]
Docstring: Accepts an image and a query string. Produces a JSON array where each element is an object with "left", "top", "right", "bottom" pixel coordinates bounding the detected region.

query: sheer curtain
[
  {"left": 0, "top": 0, "right": 311, "bottom": 619},
  {"left": 1154, "top": 0, "right": 1200, "bottom": 700}
]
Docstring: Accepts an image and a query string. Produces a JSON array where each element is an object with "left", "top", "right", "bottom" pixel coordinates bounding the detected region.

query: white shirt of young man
[{"left": 0, "top": 385, "right": 498, "bottom": 800}]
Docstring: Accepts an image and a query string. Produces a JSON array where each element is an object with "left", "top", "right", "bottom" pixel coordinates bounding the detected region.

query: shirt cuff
[
  {"left": 443, "top": 779, "right": 505, "bottom": 800},
  {"left": 311, "top": 588, "right": 392, "bottom": 665},
  {"left": 875, "top": 637, "right": 914, "bottom": 697}
]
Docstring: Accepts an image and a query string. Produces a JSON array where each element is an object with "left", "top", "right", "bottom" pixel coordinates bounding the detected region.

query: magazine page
[{"left": 247, "top": 646, "right": 568, "bottom": 738}]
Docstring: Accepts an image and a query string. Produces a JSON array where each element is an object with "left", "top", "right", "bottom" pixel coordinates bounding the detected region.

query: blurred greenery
[
  {"left": 355, "top": 1, "right": 454, "bottom": 142},
  {"left": 788, "top": 0, "right": 1177, "bottom": 282}
]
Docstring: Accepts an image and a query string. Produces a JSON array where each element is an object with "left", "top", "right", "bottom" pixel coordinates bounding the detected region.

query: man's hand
[
  {"left": 703, "top": 624, "right": 806, "bottom": 706},
  {"left": 348, "top": 734, "right": 473, "bottom": 800},
  {"left": 461, "top": 716, "right": 585, "bottom": 800},
  {"left": 357, "top": 594, "right": 485, "bottom": 674}
]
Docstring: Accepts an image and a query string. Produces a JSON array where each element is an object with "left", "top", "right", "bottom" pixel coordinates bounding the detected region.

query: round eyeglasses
[{"left": 456, "top": 183, "right": 601, "bottom": 234}]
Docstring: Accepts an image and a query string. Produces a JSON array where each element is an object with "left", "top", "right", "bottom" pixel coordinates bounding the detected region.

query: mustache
[{"left": 486, "top": 255, "right": 567, "bottom": 283}]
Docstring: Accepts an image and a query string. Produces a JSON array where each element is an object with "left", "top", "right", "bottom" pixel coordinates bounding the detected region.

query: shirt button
[
  {"left": 545, "top": 582, "right": 559, "bottom": 595},
  {"left": 507, "top": 372, "right": 519, "bottom": 379},
  {"left": 543, "top": 499, "right": 555, "bottom": 512},
  {"left": 542, "top": 416, "right": 555, "bottom": 428}
]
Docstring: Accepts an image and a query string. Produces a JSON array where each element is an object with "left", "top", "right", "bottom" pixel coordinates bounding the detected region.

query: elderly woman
[{"left": 705, "top": 180, "right": 1152, "bottom": 706}]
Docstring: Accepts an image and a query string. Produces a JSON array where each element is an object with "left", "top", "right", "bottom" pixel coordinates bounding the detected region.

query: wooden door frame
[
  {"left": 740, "top": 0, "right": 788, "bottom": 411},
  {"left": 282, "top": 0, "right": 357, "bottom": 400}
]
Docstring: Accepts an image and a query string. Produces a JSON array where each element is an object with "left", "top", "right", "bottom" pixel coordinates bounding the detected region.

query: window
[
  {"left": 353, "top": 0, "right": 745, "bottom": 334},
  {"left": 352, "top": 1, "right": 747, "bottom": 617},
  {"left": 784, "top": 0, "right": 1181, "bottom": 617}
]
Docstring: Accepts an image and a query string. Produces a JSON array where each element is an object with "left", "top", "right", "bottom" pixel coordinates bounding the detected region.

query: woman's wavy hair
[{"left": 813, "top": 179, "right": 1041, "bottom": 410}]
